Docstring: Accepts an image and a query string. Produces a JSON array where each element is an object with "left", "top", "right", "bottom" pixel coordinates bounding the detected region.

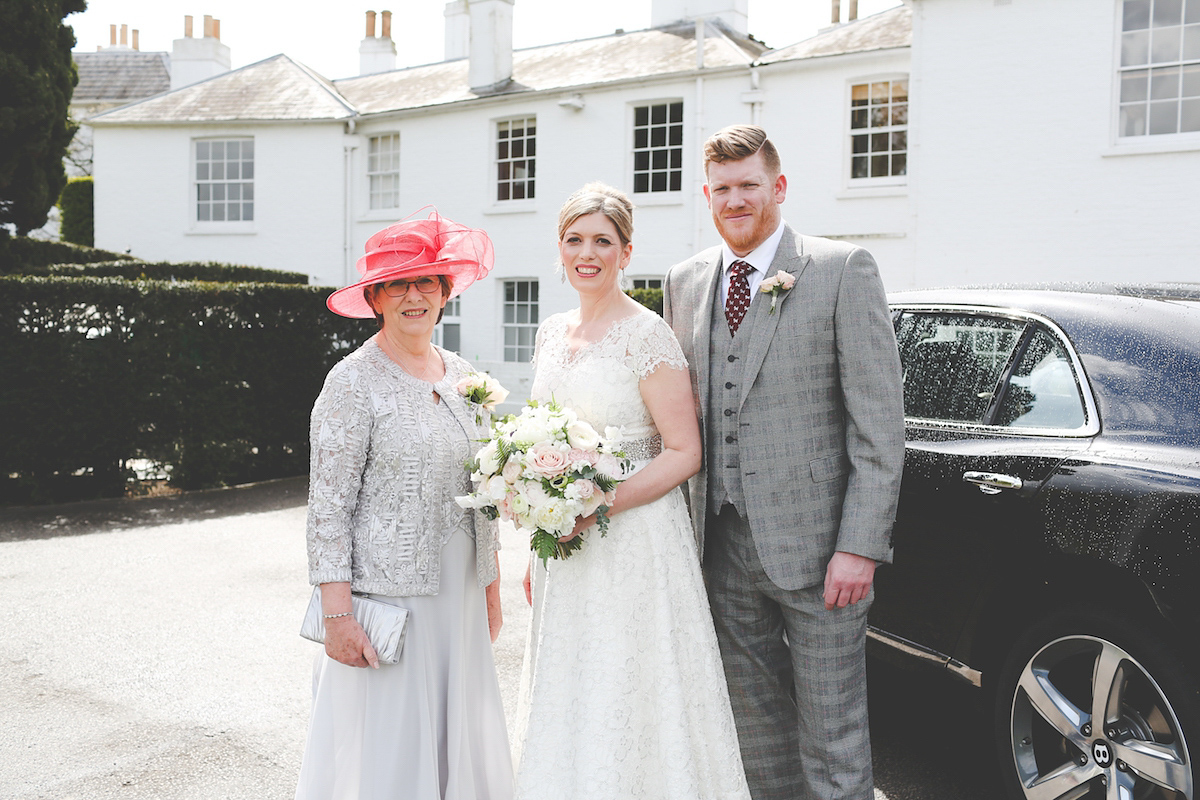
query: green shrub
[
  {"left": 45, "top": 261, "right": 309, "bottom": 284},
  {"left": 59, "top": 177, "right": 94, "bottom": 247},
  {"left": 0, "top": 233, "right": 133, "bottom": 275},
  {"left": 626, "top": 287, "right": 664, "bottom": 316},
  {"left": 0, "top": 275, "right": 373, "bottom": 503}
]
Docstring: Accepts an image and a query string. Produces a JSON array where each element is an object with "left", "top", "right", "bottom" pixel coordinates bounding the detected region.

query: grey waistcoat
[{"left": 707, "top": 299, "right": 755, "bottom": 516}]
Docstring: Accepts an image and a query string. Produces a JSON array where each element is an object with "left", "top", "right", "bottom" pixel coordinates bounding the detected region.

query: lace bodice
[
  {"left": 306, "top": 340, "right": 499, "bottom": 596},
  {"left": 530, "top": 310, "right": 687, "bottom": 451}
]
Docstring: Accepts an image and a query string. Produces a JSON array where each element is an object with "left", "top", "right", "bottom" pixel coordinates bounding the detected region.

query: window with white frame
[
  {"left": 849, "top": 79, "right": 908, "bottom": 181},
  {"left": 496, "top": 117, "right": 536, "bottom": 201},
  {"left": 368, "top": 133, "right": 400, "bottom": 210},
  {"left": 633, "top": 101, "right": 683, "bottom": 193},
  {"left": 503, "top": 280, "right": 538, "bottom": 362},
  {"left": 630, "top": 277, "right": 663, "bottom": 290},
  {"left": 435, "top": 296, "right": 461, "bottom": 353},
  {"left": 195, "top": 138, "right": 254, "bottom": 222},
  {"left": 1118, "top": 0, "right": 1200, "bottom": 137}
]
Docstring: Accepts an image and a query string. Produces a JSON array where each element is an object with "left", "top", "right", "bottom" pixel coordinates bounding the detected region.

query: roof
[
  {"left": 72, "top": 50, "right": 171, "bottom": 105},
  {"left": 339, "top": 21, "right": 764, "bottom": 116},
  {"left": 92, "top": 55, "right": 357, "bottom": 124},
  {"left": 90, "top": 11, "right": 910, "bottom": 126},
  {"left": 758, "top": 5, "right": 911, "bottom": 65}
]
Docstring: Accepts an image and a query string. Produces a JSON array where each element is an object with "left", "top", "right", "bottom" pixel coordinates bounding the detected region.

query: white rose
[
  {"left": 566, "top": 420, "right": 601, "bottom": 451},
  {"left": 510, "top": 493, "right": 530, "bottom": 517},
  {"left": 476, "top": 440, "right": 501, "bottom": 476},
  {"left": 534, "top": 498, "right": 572, "bottom": 536},
  {"left": 521, "top": 480, "right": 551, "bottom": 507}
]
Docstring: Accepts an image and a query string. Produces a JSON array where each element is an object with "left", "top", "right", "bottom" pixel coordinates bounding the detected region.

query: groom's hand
[{"left": 823, "top": 551, "right": 876, "bottom": 611}]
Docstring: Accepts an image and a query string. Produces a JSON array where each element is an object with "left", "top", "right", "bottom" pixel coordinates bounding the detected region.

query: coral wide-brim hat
[{"left": 327, "top": 209, "right": 494, "bottom": 318}]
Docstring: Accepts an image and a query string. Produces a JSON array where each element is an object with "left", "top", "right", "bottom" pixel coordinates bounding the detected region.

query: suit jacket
[{"left": 663, "top": 223, "right": 904, "bottom": 591}]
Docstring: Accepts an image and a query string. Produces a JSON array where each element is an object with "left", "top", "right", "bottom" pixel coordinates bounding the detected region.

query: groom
[{"left": 663, "top": 125, "right": 904, "bottom": 800}]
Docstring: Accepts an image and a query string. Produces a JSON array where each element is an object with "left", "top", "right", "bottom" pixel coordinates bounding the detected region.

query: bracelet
[{"left": 323, "top": 611, "right": 353, "bottom": 619}]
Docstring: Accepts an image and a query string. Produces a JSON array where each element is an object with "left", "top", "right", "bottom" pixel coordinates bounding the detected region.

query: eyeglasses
[{"left": 380, "top": 277, "right": 441, "bottom": 296}]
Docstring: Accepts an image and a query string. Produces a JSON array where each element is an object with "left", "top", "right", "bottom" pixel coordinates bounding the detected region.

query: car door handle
[{"left": 963, "top": 471, "right": 1023, "bottom": 495}]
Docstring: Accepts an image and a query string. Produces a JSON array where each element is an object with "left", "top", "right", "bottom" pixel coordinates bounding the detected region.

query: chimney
[
  {"left": 848, "top": 0, "right": 858, "bottom": 21},
  {"left": 109, "top": 24, "right": 116, "bottom": 46},
  {"left": 832, "top": 0, "right": 840, "bottom": 24},
  {"left": 443, "top": 1, "right": 469, "bottom": 61},
  {"left": 651, "top": 0, "right": 748, "bottom": 35},
  {"left": 468, "top": 0, "right": 514, "bottom": 92},
  {"left": 359, "top": 10, "right": 397, "bottom": 75},
  {"left": 133, "top": 29, "right": 139, "bottom": 50},
  {"left": 120, "top": 24, "right": 128, "bottom": 46},
  {"left": 171, "top": 13, "right": 232, "bottom": 90}
]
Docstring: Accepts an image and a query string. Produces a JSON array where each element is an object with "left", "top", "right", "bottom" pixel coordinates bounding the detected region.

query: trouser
[{"left": 704, "top": 504, "right": 874, "bottom": 800}]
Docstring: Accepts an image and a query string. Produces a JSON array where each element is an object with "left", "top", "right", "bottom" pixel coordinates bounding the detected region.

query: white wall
[
  {"left": 909, "top": 0, "right": 1200, "bottom": 287},
  {"left": 93, "top": 122, "right": 347, "bottom": 285}
]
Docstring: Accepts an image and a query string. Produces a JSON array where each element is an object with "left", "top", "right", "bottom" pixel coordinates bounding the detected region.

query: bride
[{"left": 511, "top": 183, "right": 751, "bottom": 799}]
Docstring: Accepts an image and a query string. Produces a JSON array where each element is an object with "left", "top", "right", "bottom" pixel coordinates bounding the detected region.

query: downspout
[{"left": 343, "top": 117, "right": 359, "bottom": 286}]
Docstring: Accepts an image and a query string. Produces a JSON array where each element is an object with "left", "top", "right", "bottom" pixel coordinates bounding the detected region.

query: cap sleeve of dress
[{"left": 626, "top": 312, "right": 688, "bottom": 380}]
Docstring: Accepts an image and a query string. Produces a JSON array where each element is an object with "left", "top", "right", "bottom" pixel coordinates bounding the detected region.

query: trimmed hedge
[
  {"left": 59, "top": 177, "right": 94, "bottom": 247},
  {"left": 0, "top": 233, "right": 134, "bottom": 274},
  {"left": 44, "top": 261, "right": 310, "bottom": 284},
  {"left": 627, "top": 287, "right": 664, "bottom": 316},
  {"left": 0, "top": 275, "right": 373, "bottom": 504}
]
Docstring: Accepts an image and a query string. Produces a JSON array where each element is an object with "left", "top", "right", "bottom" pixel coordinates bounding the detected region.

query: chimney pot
[
  {"left": 366, "top": 10, "right": 376, "bottom": 38},
  {"left": 204, "top": 14, "right": 214, "bottom": 38},
  {"left": 184, "top": 15, "right": 193, "bottom": 37},
  {"left": 120, "top": 23, "right": 128, "bottom": 46},
  {"left": 213, "top": 18, "right": 221, "bottom": 40},
  {"left": 381, "top": 10, "right": 392, "bottom": 39},
  {"left": 848, "top": 0, "right": 858, "bottom": 21},
  {"left": 133, "top": 29, "right": 139, "bottom": 50},
  {"left": 109, "top": 24, "right": 116, "bottom": 46},
  {"left": 832, "top": 0, "right": 840, "bottom": 24}
]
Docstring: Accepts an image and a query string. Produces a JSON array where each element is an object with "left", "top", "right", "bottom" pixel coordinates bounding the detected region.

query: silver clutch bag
[{"left": 299, "top": 586, "right": 409, "bottom": 665}]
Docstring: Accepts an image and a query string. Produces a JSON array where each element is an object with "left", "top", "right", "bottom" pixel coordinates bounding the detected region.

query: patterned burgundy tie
[{"left": 724, "top": 260, "right": 754, "bottom": 336}]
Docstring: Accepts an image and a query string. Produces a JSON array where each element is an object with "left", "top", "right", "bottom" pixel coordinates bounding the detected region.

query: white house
[
  {"left": 90, "top": 0, "right": 912, "bottom": 397},
  {"left": 89, "top": 0, "right": 1200, "bottom": 398}
]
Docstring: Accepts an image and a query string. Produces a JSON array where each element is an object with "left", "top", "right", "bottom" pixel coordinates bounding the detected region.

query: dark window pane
[
  {"left": 652, "top": 149, "right": 668, "bottom": 169},
  {"left": 512, "top": 139, "right": 524, "bottom": 158},
  {"left": 871, "top": 154, "right": 889, "bottom": 176},
  {"left": 669, "top": 125, "right": 683, "bottom": 146},
  {"left": 498, "top": 141, "right": 509, "bottom": 159},
  {"left": 871, "top": 132, "right": 889, "bottom": 152},
  {"left": 527, "top": 180, "right": 536, "bottom": 198},
  {"left": 670, "top": 148, "right": 682, "bottom": 168},
  {"left": 871, "top": 107, "right": 888, "bottom": 127},
  {"left": 634, "top": 174, "right": 649, "bottom": 193},
  {"left": 513, "top": 182, "right": 525, "bottom": 200},
  {"left": 892, "top": 104, "right": 908, "bottom": 125},
  {"left": 635, "top": 128, "right": 648, "bottom": 149},
  {"left": 652, "top": 172, "right": 667, "bottom": 192},
  {"left": 892, "top": 130, "right": 907, "bottom": 151},
  {"left": 669, "top": 102, "right": 683, "bottom": 122},
  {"left": 527, "top": 137, "right": 537, "bottom": 156},
  {"left": 852, "top": 134, "right": 869, "bottom": 154},
  {"left": 634, "top": 151, "right": 650, "bottom": 171},
  {"left": 852, "top": 156, "right": 869, "bottom": 178},
  {"left": 635, "top": 106, "right": 648, "bottom": 126},
  {"left": 651, "top": 126, "right": 666, "bottom": 147},
  {"left": 651, "top": 104, "right": 666, "bottom": 124},
  {"left": 669, "top": 172, "right": 681, "bottom": 191},
  {"left": 851, "top": 108, "right": 868, "bottom": 129},
  {"left": 892, "top": 153, "right": 907, "bottom": 176},
  {"left": 851, "top": 84, "right": 869, "bottom": 106}
]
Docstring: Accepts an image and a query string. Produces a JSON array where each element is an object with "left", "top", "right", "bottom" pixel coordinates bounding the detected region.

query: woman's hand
[
  {"left": 485, "top": 579, "right": 503, "bottom": 642},
  {"left": 558, "top": 513, "right": 597, "bottom": 543},
  {"left": 324, "top": 616, "right": 380, "bottom": 669}
]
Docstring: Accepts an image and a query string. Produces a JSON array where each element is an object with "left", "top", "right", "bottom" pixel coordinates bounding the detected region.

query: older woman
[{"left": 296, "top": 210, "right": 513, "bottom": 800}]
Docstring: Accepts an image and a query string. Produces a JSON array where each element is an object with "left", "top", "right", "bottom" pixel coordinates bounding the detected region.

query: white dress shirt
[{"left": 717, "top": 219, "right": 787, "bottom": 307}]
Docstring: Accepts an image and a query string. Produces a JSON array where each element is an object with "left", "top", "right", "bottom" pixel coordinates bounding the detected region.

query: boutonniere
[
  {"left": 758, "top": 270, "right": 796, "bottom": 315},
  {"left": 456, "top": 372, "right": 510, "bottom": 425}
]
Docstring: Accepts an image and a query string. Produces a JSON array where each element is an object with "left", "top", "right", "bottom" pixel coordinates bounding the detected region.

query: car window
[
  {"left": 896, "top": 312, "right": 1025, "bottom": 423},
  {"left": 994, "top": 328, "right": 1086, "bottom": 430}
]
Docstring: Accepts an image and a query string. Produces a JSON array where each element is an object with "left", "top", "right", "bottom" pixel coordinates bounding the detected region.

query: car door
[{"left": 870, "top": 307, "right": 1096, "bottom": 668}]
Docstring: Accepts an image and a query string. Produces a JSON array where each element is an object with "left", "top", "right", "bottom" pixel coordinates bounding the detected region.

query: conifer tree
[{"left": 0, "top": 0, "right": 87, "bottom": 234}]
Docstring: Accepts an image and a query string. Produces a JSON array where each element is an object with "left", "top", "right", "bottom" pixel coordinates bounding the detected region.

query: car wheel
[{"left": 994, "top": 611, "right": 1197, "bottom": 800}]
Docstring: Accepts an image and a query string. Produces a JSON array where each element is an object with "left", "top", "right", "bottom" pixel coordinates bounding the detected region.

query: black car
[{"left": 870, "top": 284, "right": 1200, "bottom": 800}]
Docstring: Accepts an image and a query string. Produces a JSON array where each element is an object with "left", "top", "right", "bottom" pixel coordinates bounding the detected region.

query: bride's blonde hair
[{"left": 556, "top": 182, "right": 635, "bottom": 247}]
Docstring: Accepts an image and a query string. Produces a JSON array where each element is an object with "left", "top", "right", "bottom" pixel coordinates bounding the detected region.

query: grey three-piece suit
[{"left": 663, "top": 223, "right": 905, "bottom": 800}]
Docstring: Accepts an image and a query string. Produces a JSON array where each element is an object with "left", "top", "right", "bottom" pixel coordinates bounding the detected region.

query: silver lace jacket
[{"left": 306, "top": 339, "right": 499, "bottom": 596}]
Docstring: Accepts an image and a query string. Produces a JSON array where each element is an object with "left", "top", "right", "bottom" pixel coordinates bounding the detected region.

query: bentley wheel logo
[{"left": 1093, "top": 740, "right": 1113, "bottom": 768}]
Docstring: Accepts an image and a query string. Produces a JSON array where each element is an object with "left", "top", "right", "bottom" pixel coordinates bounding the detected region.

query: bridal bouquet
[{"left": 455, "top": 399, "right": 631, "bottom": 563}]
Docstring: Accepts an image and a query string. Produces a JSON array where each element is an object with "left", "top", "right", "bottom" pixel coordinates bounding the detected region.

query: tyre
[{"left": 994, "top": 610, "right": 1198, "bottom": 800}]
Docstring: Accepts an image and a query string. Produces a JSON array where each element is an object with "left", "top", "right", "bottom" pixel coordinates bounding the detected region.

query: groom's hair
[{"left": 703, "top": 125, "right": 781, "bottom": 178}]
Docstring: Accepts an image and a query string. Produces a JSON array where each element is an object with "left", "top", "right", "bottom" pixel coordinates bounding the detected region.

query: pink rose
[
  {"left": 595, "top": 453, "right": 622, "bottom": 480},
  {"left": 501, "top": 458, "right": 523, "bottom": 483},
  {"left": 567, "top": 448, "right": 598, "bottom": 467},
  {"left": 528, "top": 444, "right": 570, "bottom": 478},
  {"left": 777, "top": 270, "right": 796, "bottom": 290},
  {"left": 572, "top": 479, "right": 596, "bottom": 500}
]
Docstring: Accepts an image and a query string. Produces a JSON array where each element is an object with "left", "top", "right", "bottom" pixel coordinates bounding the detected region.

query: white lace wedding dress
[{"left": 511, "top": 309, "right": 751, "bottom": 800}]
